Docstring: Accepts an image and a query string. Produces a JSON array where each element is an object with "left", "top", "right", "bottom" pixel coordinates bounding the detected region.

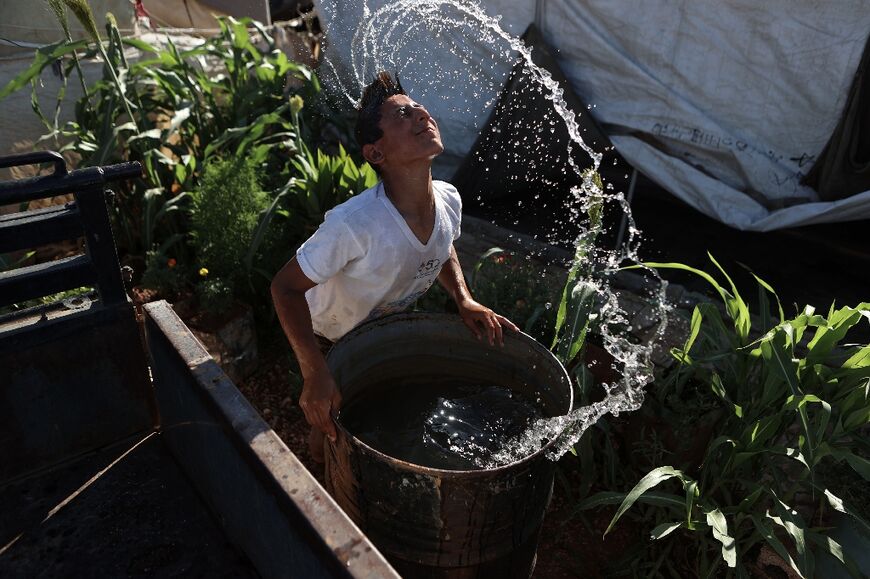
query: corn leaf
[
  {"left": 770, "top": 498, "right": 813, "bottom": 577},
  {"left": 605, "top": 466, "right": 688, "bottom": 535},
  {"left": 706, "top": 508, "right": 736, "bottom": 568},
  {"left": 650, "top": 521, "right": 684, "bottom": 540},
  {"left": 751, "top": 515, "right": 806, "bottom": 579},
  {"left": 577, "top": 490, "right": 686, "bottom": 512}
]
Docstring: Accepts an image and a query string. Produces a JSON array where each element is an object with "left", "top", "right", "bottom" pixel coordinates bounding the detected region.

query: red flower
[{"left": 167, "top": 258, "right": 177, "bottom": 268}]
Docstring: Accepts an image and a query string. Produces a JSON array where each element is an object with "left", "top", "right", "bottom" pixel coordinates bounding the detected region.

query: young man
[{"left": 270, "top": 72, "right": 518, "bottom": 460}]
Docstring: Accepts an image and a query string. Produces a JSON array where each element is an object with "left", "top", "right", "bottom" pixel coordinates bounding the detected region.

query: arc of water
[{"left": 319, "top": 0, "right": 671, "bottom": 466}]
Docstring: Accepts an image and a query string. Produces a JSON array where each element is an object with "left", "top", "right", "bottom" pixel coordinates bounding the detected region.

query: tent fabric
[
  {"left": 539, "top": 0, "right": 870, "bottom": 230},
  {"left": 315, "top": 0, "right": 870, "bottom": 230},
  {"left": 452, "top": 24, "right": 630, "bottom": 207},
  {"left": 802, "top": 34, "right": 870, "bottom": 202},
  {"left": 311, "top": 0, "right": 535, "bottom": 178}
]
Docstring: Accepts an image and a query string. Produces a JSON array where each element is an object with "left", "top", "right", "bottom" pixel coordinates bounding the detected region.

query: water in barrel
[{"left": 338, "top": 381, "right": 543, "bottom": 470}]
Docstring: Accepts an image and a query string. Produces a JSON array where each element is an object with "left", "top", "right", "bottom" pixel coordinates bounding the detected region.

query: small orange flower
[{"left": 167, "top": 258, "right": 177, "bottom": 268}]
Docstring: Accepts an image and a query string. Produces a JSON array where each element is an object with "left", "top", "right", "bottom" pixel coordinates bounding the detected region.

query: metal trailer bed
[{"left": 0, "top": 152, "right": 398, "bottom": 578}]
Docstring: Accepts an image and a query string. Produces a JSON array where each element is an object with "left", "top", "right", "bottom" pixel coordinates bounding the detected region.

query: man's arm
[
  {"left": 437, "top": 245, "right": 519, "bottom": 346},
  {"left": 270, "top": 258, "right": 341, "bottom": 441}
]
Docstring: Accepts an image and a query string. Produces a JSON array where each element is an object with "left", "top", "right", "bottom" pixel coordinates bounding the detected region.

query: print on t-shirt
[
  {"left": 414, "top": 258, "right": 441, "bottom": 279},
  {"left": 364, "top": 278, "right": 436, "bottom": 322}
]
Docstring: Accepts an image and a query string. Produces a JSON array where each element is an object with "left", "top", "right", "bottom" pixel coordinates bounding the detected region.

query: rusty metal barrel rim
[
  {"left": 325, "top": 312, "right": 573, "bottom": 576},
  {"left": 327, "top": 311, "right": 573, "bottom": 476}
]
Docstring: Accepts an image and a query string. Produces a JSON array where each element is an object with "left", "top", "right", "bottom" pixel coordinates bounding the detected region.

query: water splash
[{"left": 317, "top": 0, "right": 670, "bottom": 467}]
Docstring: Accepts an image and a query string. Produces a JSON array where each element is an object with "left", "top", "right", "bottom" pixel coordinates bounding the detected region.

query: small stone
[{"left": 263, "top": 408, "right": 273, "bottom": 418}]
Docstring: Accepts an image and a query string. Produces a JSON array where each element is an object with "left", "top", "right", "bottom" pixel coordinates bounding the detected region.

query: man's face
[{"left": 365, "top": 94, "right": 443, "bottom": 171}]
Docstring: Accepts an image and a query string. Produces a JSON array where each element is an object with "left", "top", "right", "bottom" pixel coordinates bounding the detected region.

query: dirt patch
[{"left": 234, "top": 344, "right": 325, "bottom": 484}]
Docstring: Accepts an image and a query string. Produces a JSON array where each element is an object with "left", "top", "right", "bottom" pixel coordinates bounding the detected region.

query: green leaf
[
  {"left": 843, "top": 406, "right": 870, "bottom": 431},
  {"left": 243, "top": 179, "right": 292, "bottom": 274},
  {"left": 763, "top": 328, "right": 816, "bottom": 470},
  {"left": 642, "top": 261, "right": 735, "bottom": 323},
  {"left": 743, "top": 414, "right": 783, "bottom": 451},
  {"left": 471, "top": 247, "right": 507, "bottom": 291},
  {"left": 650, "top": 521, "right": 684, "bottom": 540},
  {"left": 736, "top": 484, "right": 765, "bottom": 512},
  {"left": 711, "top": 374, "right": 743, "bottom": 418},
  {"left": 576, "top": 490, "right": 686, "bottom": 512},
  {"left": 555, "top": 279, "right": 598, "bottom": 364},
  {"left": 708, "top": 253, "right": 751, "bottom": 340},
  {"left": 769, "top": 499, "right": 813, "bottom": 577},
  {"left": 0, "top": 39, "right": 89, "bottom": 101},
  {"left": 752, "top": 271, "right": 784, "bottom": 326},
  {"left": 121, "top": 36, "right": 158, "bottom": 53},
  {"left": 702, "top": 436, "right": 737, "bottom": 469},
  {"left": 829, "top": 448, "right": 870, "bottom": 481},
  {"left": 806, "top": 306, "right": 868, "bottom": 365},
  {"left": 821, "top": 488, "right": 870, "bottom": 538},
  {"left": 706, "top": 508, "right": 736, "bottom": 568},
  {"left": 842, "top": 345, "right": 870, "bottom": 369},
  {"left": 605, "top": 466, "right": 687, "bottom": 535},
  {"left": 685, "top": 480, "right": 699, "bottom": 529},
  {"left": 805, "top": 531, "right": 863, "bottom": 579},
  {"left": 751, "top": 514, "right": 806, "bottom": 579}
]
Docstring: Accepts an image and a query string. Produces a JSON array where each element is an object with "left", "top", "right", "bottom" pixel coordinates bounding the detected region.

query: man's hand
[
  {"left": 457, "top": 297, "right": 520, "bottom": 346},
  {"left": 299, "top": 368, "right": 342, "bottom": 442}
]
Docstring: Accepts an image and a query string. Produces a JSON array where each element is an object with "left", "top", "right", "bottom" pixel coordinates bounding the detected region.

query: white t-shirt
[{"left": 296, "top": 180, "right": 462, "bottom": 341}]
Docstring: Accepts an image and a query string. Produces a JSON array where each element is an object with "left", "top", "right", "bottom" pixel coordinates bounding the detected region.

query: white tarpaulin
[{"left": 314, "top": 0, "right": 870, "bottom": 231}]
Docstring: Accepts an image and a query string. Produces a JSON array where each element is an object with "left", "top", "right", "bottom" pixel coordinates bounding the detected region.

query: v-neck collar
[{"left": 377, "top": 181, "right": 441, "bottom": 251}]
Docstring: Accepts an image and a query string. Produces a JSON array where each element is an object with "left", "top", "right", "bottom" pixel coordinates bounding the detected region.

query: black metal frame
[{"left": 0, "top": 151, "right": 141, "bottom": 308}]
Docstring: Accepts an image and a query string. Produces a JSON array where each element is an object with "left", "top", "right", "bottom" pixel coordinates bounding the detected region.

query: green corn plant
[
  {"left": 2, "top": 12, "right": 334, "bottom": 280},
  {"left": 60, "top": 0, "right": 139, "bottom": 133},
  {"left": 45, "top": 0, "right": 89, "bottom": 100},
  {"left": 550, "top": 169, "right": 605, "bottom": 366},
  {"left": 580, "top": 255, "right": 870, "bottom": 578}
]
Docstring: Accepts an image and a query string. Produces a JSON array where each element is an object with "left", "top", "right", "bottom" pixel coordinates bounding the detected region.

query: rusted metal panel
[
  {"left": 0, "top": 254, "right": 95, "bottom": 306},
  {"left": 0, "top": 300, "right": 156, "bottom": 483},
  {"left": 0, "top": 152, "right": 140, "bottom": 206},
  {"left": 0, "top": 202, "right": 80, "bottom": 253},
  {"left": 0, "top": 433, "right": 258, "bottom": 577},
  {"left": 143, "top": 300, "right": 398, "bottom": 579},
  {"left": 324, "top": 313, "right": 573, "bottom": 578}
]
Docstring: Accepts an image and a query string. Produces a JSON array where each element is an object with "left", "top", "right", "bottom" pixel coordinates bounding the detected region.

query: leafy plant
[
  {"left": 469, "top": 247, "right": 559, "bottom": 342},
  {"left": 1, "top": 6, "right": 330, "bottom": 269},
  {"left": 189, "top": 156, "right": 267, "bottom": 311},
  {"left": 287, "top": 140, "right": 378, "bottom": 234},
  {"left": 140, "top": 247, "right": 186, "bottom": 298},
  {"left": 550, "top": 169, "right": 605, "bottom": 366},
  {"left": 584, "top": 256, "right": 870, "bottom": 578}
]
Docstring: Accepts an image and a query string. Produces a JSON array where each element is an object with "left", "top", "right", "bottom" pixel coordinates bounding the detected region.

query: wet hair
[{"left": 355, "top": 71, "right": 407, "bottom": 148}]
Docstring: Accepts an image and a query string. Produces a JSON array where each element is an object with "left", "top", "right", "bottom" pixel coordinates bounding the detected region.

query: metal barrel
[{"left": 325, "top": 313, "right": 573, "bottom": 578}]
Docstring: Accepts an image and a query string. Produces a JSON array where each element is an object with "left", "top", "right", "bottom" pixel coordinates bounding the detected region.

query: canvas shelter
[{"left": 313, "top": 0, "right": 870, "bottom": 231}]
